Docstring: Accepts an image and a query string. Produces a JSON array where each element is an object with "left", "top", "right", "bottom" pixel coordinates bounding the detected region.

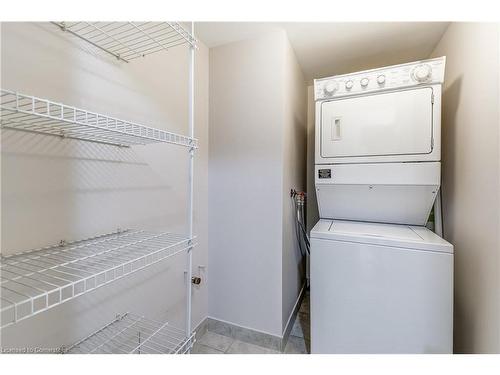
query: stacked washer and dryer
[{"left": 310, "top": 57, "right": 454, "bottom": 354}]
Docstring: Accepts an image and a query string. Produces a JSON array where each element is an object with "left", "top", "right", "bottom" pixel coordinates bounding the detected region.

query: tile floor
[{"left": 192, "top": 292, "right": 310, "bottom": 354}]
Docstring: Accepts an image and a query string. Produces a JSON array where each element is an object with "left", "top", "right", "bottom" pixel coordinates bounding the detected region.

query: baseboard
[
  {"left": 281, "top": 283, "right": 306, "bottom": 349},
  {"left": 193, "top": 317, "right": 209, "bottom": 339},
  {"left": 207, "top": 316, "right": 283, "bottom": 351}
]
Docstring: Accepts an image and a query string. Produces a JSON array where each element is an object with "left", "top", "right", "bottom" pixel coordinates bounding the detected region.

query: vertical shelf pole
[{"left": 186, "top": 22, "right": 195, "bottom": 339}]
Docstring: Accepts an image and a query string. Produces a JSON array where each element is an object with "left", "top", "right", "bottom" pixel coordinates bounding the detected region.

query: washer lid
[{"left": 311, "top": 219, "right": 453, "bottom": 254}]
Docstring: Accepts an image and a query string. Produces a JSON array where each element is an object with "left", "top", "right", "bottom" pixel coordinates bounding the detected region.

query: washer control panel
[{"left": 314, "top": 56, "right": 446, "bottom": 101}]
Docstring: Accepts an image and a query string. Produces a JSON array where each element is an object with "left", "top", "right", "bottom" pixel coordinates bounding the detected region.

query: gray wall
[
  {"left": 431, "top": 23, "right": 500, "bottom": 353},
  {"left": 281, "top": 36, "right": 307, "bottom": 333},
  {"left": 0, "top": 22, "right": 209, "bottom": 348},
  {"left": 306, "top": 85, "right": 319, "bottom": 234},
  {"left": 208, "top": 30, "right": 306, "bottom": 337}
]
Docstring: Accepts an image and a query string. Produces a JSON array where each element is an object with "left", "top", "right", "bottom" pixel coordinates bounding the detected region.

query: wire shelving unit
[
  {"left": 52, "top": 22, "right": 197, "bottom": 63},
  {"left": 0, "top": 89, "right": 198, "bottom": 148},
  {"left": 63, "top": 313, "right": 196, "bottom": 354},
  {"left": 0, "top": 22, "right": 198, "bottom": 354},
  {"left": 0, "top": 230, "right": 196, "bottom": 329}
]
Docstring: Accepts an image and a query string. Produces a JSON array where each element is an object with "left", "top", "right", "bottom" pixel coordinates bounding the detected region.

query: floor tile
[
  {"left": 197, "top": 331, "right": 234, "bottom": 352},
  {"left": 226, "top": 340, "right": 280, "bottom": 354},
  {"left": 194, "top": 290, "right": 311, "bottom": 355},
  {"left": 191, "top": 343, "right": 225, "bottom": 354},
  {"left": 284, "top": 336, "right": 309, "bottom": 354},
  {"left": 290, "top": 312, "right": 310, "bottom": 340},
  {"left": 290, "top": 315, "right": 305, "bottom": 338}
]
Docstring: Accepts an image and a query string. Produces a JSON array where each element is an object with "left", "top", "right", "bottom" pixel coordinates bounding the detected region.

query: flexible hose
[{"left": 291, "top": 190, "right": 310, "bottom": 255}]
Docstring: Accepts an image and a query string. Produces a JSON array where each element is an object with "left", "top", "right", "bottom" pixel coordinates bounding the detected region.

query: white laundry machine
[
  {"left": 310, "top": 219, "right": 453, "bottom": 353},
  {"left": 310, "top": 57, "right": 454, "bottom": 354}
]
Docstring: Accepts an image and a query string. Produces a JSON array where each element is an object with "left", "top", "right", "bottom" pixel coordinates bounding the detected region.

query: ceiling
[{"left": 195, "top": 22, "right": 449, "bottom": 81}]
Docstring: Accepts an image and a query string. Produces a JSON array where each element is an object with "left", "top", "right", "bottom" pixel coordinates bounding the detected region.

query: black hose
[{"left": 291, "top": 191, "right": 310, "bottom": 255}]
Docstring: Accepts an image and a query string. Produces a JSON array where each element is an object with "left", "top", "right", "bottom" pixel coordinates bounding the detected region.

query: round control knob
[
  {"left": 377, "top": 75, "right": 386, "bottom": 85},
  {"left": 345, "top": 80, "right": 354, "bottom": 90},
  {"left": 412, "top": 64, "right": 432, "bottom": 82},
  {"left": 360, "top": 77, "right": 369, "bottom": 87},
  {"left": 323, "top": 81, "right": 339, "bottom": 95}
]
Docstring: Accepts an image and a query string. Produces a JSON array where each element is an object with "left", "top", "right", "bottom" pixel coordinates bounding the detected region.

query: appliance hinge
[{"left": 431, "top": 93, "right": 435, "bottom": 104}]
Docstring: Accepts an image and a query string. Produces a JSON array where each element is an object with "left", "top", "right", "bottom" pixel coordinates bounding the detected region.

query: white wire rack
[
  {"left": 0, "top": 89, "right": 198, "bottom": 148},
  {"left": 52, "top": 22, "right": 197, "bottom": 63},
  {"left": 2, "top": 22, "right": 197, "bottom": 353},
  {"left": 0, "top": 230, "right": 196, "bottom": 329},
  {"left": 64, "top": 312, "right": 195, "bottom": 354}
]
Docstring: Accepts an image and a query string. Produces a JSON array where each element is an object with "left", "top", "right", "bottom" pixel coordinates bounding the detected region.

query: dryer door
[{"left": 320, "top": 87, "right": 433, "bottom": 159}]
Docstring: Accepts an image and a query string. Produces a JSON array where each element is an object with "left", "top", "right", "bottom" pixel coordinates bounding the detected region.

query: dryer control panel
[{"left": 314, "top": 56, "right": 446, "bottom": 101}]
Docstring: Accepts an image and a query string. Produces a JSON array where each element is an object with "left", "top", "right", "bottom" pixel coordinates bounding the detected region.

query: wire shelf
[
  {"left": 64, "top": 312, "right": 195, "bottom": 354},
  {"left": 0, "top": 230, "right": 196, "bottom": 329},
  {"left": 52, "top": 22, "right": 197, "bottom": 63},
  {"left": 0, "top": 89, "right": 198, "bottom": 148}
]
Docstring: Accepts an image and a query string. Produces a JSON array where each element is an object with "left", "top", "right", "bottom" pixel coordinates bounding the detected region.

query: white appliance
[
  {"left": 314, "top": 57, "right": 446, "bottom": 225},
  {"left": 310, "top": 219, "right": 453, "bottom": 354},
  {"left": 310, "top": 57, "right": 454, "bottom": 354}
]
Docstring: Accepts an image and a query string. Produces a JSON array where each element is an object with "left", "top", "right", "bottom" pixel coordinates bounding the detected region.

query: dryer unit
[{"left": 314, "top": 57, "right": 446, "bottom": 225}]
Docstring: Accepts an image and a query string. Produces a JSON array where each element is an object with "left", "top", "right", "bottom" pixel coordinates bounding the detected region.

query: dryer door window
[{"left": 320, "top": 87, "right": 433, "bottom": 159}]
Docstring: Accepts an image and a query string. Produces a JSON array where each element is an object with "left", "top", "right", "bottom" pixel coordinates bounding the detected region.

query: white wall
[
  {"left": 430, "top": 23, "right": 500, "bottom": 353},
  {"left": 208, "top": 30, "right": 306, "bottom": 337},
  {"left": 0, "top": 22, "right": 209, "bottom": 348}
]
